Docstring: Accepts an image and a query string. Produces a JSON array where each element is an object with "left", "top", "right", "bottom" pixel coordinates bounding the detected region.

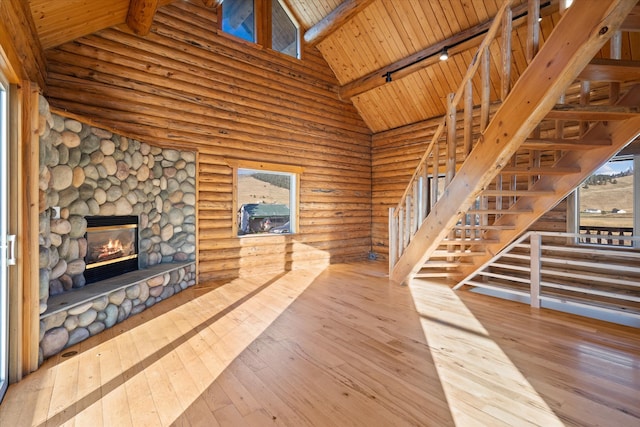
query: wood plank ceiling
[{"left": 26, "top": 0, "right": 640, "bottom": 133}]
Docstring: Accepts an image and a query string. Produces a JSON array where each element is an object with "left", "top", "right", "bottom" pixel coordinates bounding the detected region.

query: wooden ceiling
[{"left": 25, "top": 0, "right": 640, "bottom": 133}]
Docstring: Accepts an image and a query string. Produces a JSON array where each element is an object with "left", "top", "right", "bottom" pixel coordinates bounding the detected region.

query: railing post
[
  {"left": 405, "top": 196, "right": 411, "bottom": 247},
  {"left": 501, "top": 5, "right": 512, "bottom": 100},
  {"left": 530, "top": 232, "right": 541, "bottom": 308},
  {"left": 526, "top": 0, "right": 540, "bottom": 64},
  {"left": 480, "top": 48, "right": 491, "bottom": 132},
  {"left": 464, "top": 79, "right": 473, "bottom": 156},
  {"left": 415, "top": 185, "right": 420, "bottom": 233},
  {"left": 389, "top": 207, "right": 397, "bottom": 272},
  {"left": 446, "top": 93, "right": 457, "bottom": 185}
]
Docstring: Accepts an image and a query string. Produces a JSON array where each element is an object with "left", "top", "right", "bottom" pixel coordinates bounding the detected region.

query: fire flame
[{"left": 97, "top": 239, "right": 125, "bottom": 260}]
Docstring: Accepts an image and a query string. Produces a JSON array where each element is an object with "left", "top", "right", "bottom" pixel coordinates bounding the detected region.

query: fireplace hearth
[{"left": 85, "top": 215, "right": 139, "bottom": 284}]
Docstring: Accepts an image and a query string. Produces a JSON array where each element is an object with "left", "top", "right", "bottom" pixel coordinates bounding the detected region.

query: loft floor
[{"left": 0, "top": 262, "right": 638, "bottom": 426}]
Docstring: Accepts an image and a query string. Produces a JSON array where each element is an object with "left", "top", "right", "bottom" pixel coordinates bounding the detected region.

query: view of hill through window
[{"left": 579, "top": 159, "right": 633, "bottom": 229}]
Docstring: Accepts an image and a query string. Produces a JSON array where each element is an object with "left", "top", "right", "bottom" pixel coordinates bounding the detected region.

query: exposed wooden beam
[
  {"left": 339, "top": 1, "right": 558, "bottom": 101},
  {"left": 0, "top": 0, "right": 46, "bottom": 87},
  {"left": 303, "top": 0, "right": 377, "bottom": 47},
  {"left": 126, "top": 0, "right": 160, "bottom": 36}
]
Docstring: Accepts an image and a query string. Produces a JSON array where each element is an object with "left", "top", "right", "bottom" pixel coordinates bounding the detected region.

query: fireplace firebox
[{"left": 85, "top": 215, "right": 139, "bottom": 284}]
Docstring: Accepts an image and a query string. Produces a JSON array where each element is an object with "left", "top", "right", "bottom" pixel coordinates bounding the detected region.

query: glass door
[{"left": 0, "top": 74, "right": 9, "bottom": 402}]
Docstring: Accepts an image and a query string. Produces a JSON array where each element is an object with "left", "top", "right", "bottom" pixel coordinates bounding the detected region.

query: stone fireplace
[{"left": 37, "top": 96, "right": 197, "bottom": 362}]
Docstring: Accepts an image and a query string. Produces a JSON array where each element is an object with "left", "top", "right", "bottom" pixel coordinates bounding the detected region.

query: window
[
  {"left": 230, "top": 161, "right": 301, "bottom": 236},
  {"left": 271, "top": 0, "right": 298, "bottom": 57},
  {"left": 221, "top": 0, "right": 255, "bottom": 42},
  {"left": 576, "top": 155, "right": 637, "bottom": 246},
  {"left": 220, "top": 0, "right": 300, "bottom": 59}
]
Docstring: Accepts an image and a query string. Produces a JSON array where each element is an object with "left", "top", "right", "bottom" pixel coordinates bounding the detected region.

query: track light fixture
[{"left": 439, "top": 47, "right": 449, "bottom": 61}]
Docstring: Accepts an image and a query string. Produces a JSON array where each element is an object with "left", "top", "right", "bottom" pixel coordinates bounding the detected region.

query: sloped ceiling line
[{"left": 339, "top": 1, "right": 556, "bottom": 101}]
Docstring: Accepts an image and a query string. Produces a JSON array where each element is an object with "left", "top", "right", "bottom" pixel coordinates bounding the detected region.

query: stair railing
[{"left": 389, "top": 0, "right": 518, "bottom": 273}]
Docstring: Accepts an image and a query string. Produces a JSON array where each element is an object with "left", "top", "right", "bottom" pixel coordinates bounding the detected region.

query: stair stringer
[{"left": 390, "top": 0, "right": 639, "bottom": 285}]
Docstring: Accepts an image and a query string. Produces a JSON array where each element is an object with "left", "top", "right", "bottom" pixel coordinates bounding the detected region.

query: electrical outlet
[{"left": 52, "top": 206, "right": 61, "bottom": 219}]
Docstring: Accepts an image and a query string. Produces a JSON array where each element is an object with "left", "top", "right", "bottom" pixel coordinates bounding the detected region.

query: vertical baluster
[
  {"left": 405, "top": 196, "right": 411, "bottom": 247},
  {"left": 530, "top": 233, "right": 541, "bottom": 308},
  {"left": 388, "top": 208, "right": 397, "bottom": 272},
  {"left": 446, "top": 93, "right": 457, "bottom": 186},
  {"left": 464, "top": 79, "right": 473, "bottom": 155},
  {"left": 555, "top": 93, "right": 565, "bottom": 162},
  {"left": 495, "top": 174, "right": 503, "bottom": 217},
  {"left": 418, "top": 176, "right": 425, "bottom": 223},
  {"left": 398, "top": 208, "right": 404, "bottom": 252},
  {"left": 580, "top": 81, "right": 590, "bottom": 136},
  {"left": 480, "top": 48, "right": 491, "bottom": 132},
  {"left": 411, "top": 180, "right": 422, "bottom": 236},
  {"left": 610, "top": 30, "right": 621, "bottom": 104},
  {"left": 432, "top": 143, "right": 440, "bottom": 206},
  {"left": 526, "top": 0, "right": 540, "bottom": 64},
  {"left": 501, "top": 6, "right": 512, "bottom": 100},
  {"left": 421, "top": 165, "right": 429, "bottom": 220}
]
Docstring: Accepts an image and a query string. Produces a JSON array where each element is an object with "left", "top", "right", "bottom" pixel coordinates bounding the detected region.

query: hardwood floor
[{"left": 1, "top": 262, "right": 638, "bottom": 426}]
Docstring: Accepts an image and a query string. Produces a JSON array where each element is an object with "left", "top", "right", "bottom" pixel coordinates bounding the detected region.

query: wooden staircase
[{"left": 389, "top": 0, "right": 640, "bottom": 285}]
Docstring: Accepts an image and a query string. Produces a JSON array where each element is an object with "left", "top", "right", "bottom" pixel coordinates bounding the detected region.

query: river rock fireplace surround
[{"left": 38, "top": 96, "right": 197, "bottom": 363}]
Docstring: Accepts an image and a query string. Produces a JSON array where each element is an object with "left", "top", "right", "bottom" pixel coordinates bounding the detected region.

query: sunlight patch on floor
[
  {"left": 409, "top": 278, "right": 564, "bottom": 426},
  {"left": 6, "top": 267, "right": 324, "bottom": 426}
]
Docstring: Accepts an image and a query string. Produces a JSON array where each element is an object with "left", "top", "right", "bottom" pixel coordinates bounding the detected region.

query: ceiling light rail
[{"left": 382, "top": 1, "right": 551, "bottom": 83}]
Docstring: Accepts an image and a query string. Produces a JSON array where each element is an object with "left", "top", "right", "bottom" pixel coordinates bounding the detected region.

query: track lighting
[{"left": 439, "top": 47, "right": 449, "bottom": 61}]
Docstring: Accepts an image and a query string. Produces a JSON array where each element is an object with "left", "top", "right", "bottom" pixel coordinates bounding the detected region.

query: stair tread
[
  {"left": 454, "top": 224, "right": 516, "bottom": 230},
  {"left": 466, "top": 209, "right": 533, "bottom": 214},
  {"left": 481, "top": 189, "right": 555, "bottom": 196},
  {"left": 432, "top": 250, "right": 486, "bottom": 257},
  {"left": 546, "top": 104, "right": 640, "bottom": 121},
  {"left": 521, "top": 137, "right": 611, "bottom": 150},
  {"left": 578, "top": 58, "right": 640, "bottom": 82},
  {"left": 500, "top": 166, "right": 581, "bottom": 175}
]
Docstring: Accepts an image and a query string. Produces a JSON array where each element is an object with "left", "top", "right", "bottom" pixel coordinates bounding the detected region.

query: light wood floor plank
[{"left": 1, "top": 262, "right": 638, "bottom": 426}]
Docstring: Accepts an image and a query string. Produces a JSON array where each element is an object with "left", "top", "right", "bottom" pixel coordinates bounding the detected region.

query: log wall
[{"left": 43, "top": 1, "right": 372, "bottom": 281}]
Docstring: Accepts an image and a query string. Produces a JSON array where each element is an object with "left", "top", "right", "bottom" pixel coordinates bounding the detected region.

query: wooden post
[
  {"left": 389, "top": 208, "right": 397, "bottom": 272},
  {"left": 464, "top": 79, "right": 473, "bottom": 156},
  {"left": 405, "top": 195, "right": 412, "bottom": 246},
  {"left": 526, "top": 0, "right": 540, "bottom": 64},
  {"left": 446, "top": 93, "right": 457, "bottom": 186},
  {"left": 412, "top": 181, "right": 419, "bottom": 234},
  {"left": 529, "top": 232, "right": 541, "bottom": 308},
  {"left": 610, "top": 30, "right": 621, "bottom": 104},
  {"left": 501, "top": 6, "right": 513, "bottom": 100},
  {"left": 480, "top": 48, "right": 491, "bottom": 132}
]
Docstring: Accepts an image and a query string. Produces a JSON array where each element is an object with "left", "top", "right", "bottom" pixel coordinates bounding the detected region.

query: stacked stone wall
[{"left": 37, "top": 96, "right": 198, "bottom": 362}]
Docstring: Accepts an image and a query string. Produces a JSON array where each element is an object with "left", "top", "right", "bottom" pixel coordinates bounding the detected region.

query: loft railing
[{"left": 388, "top": 0, "right": 521, "bottom": 272}]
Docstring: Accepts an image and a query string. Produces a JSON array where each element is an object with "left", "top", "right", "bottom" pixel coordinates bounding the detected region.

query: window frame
[
  {"left": 218, "top": 0, "right": 301, "bottom": 59},
  {"left": 571, "top": 154, "right": 639, "bottom": 248},
  {"left": 228, "top": 160, "right": 302, "bottom": 237}
]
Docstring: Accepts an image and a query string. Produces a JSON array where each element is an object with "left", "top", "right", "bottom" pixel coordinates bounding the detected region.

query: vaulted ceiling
[{"left": 25, "top": 0, "right": 640, "bottom": 133}]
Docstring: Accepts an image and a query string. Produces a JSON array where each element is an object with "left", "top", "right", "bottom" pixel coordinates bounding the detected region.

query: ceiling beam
[
  {"left": 303, "top": 0, "right": 376, "bottom": 47},
  {"left": 339, "top": 1, "right": 559, "bottom": 100},
  {"left": 126, "top": 0, "right": 160, "bottom": 36}
]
